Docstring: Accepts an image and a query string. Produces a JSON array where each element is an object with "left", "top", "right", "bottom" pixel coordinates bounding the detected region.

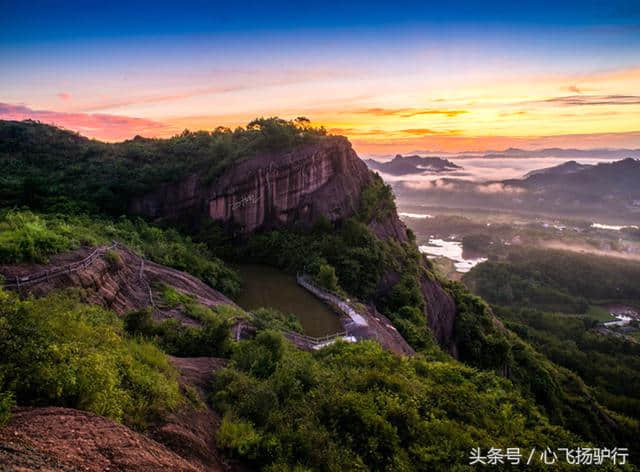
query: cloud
[
  {"left": 403, "top": 179, "right": 459, "bottom": 191},
  {"left": 57, "top": 92, "right": 72, "bottom": 101},
  {"left": 540, "top": 94, "right": 640, "bottom": 106},
  {"left": 399, "top": 128, "right": 462, "bottom": 136},
  {"left": 0, "top": 103, "right": 174, "bottom": 141},
  {"left": 328, "top": 127, "right": 389, "bottom": 136},
  {"left": 329, "top": 127, "right": 463, "bottom": 138},
  {"left": 475, "top": 183, "right": 525, "bottom": 194},
  {"left": 350, "top": 108, "right": 468, "bottom": 118},
  {"left": 352, "top": 130, "right": 640, "bottom": 155}
]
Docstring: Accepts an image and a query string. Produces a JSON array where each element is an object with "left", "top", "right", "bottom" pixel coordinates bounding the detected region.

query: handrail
[
  {"left": 230, "top": 311, "right": 349, "bottom": 345},
  {"left": 2, "top": 242, "right": 119, "bottom": 288}
]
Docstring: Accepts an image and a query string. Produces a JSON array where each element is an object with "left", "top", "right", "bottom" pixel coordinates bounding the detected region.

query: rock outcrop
[
  {"left": 131, "top": 135, "right": 459, "bottom": 353},
  {"left": 0, "top": 407, "right": 208, "bottom": 471},
  {"left": 0, "top": 245, "right": 234, "bottom": 325},
  {"left": 0, "top": 357, "right": 239, "bottom": 472},
  {"left": 131, "top": 136, "right": 372, "bottom": 233}
]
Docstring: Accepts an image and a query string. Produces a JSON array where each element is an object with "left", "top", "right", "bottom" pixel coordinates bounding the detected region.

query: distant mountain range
[
  {"left": 523, "top": 160, "right": 591, "bottom": 178},
  {"left": 364, "top": 154, "right": 461, "bottom": 176},
  {"left": 392, "top": 158, "right": 640, "bottom": 219},
  {"left": 367, "top": 147, "right": 639, "bottom": 161},
  {"left": 457, "top": 148, "right": 640, "bottom": 160}
]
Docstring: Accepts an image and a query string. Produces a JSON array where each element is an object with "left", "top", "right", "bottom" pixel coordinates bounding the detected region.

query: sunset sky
[{"left": 2, "top": 1, "right": 639, "bottom": 155}]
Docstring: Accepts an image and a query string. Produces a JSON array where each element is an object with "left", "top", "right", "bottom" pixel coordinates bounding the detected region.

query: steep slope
[
  {"left": 0, "top": 407, "right": 205, "bottom": 472},
  {"left": 131, "top": 136, "right": 372, "bottom": 233},
  {"left": 0, "top": 244, "right": 234, "bottom": 322},
  {"left": 0, "top": 357, "right": 234, "bottom": 472},
  {"left": 2, "top": 120, "right": 633, "bottom": 456}
]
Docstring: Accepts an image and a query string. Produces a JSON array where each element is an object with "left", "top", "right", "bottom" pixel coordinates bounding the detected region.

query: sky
[{"left": 1, "top": 0, "right": 640, "bottom": 155}]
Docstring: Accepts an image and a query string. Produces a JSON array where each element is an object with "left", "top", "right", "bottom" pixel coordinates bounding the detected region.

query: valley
[{"left": 0, "top": 119, "right": 638, "bottom": 470}]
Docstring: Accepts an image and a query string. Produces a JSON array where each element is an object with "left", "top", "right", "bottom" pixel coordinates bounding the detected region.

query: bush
[
  {"left": 124, "top": 308, "right": 232, "bottom": 358},
  {"left": 0, "top": 210, "right": 240, "bottom": 298},
  {"left": 0, "top": 288, "right": 181, "bottom": 428},
  {"left": 0, "top": 389, "right": 14, "bottom": 426},
  {"left": 315, "top": 263, "right": 339, "bottom": 293},
  {"left": 252, "top": 308, "right": 303, "bottom": 333},
  {"left": 104, "top": 249, "right": 123, "bottom": 271},
  {"left": 210, "top": 338, "right": 578, "bottom": 471}
]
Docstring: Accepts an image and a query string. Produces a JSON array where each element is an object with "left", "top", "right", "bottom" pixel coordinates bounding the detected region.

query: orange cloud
[
  {"left": 0, "top": 103, "right": 175, "bottom": 141},
  {"left": 399, "top": 128, "right": 463, "bottom": 136},
  {"left": 350, "top": 108, "right": 468, "bottom": 118},
  {"left": 351, "top": 130, "right": 640, "bottom": 155}
]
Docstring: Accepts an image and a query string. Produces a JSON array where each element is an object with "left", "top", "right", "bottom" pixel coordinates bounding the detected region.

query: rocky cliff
[
  {"left": 131, "top": 136, "right": 372, "bottom": 233},
  {"left": 132, "top": 135, "right": 458, "bottom": 353}
]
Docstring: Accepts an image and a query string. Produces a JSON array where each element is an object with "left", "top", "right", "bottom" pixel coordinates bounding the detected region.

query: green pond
[{"left": 235, "top": 264, "right": 343, "bottom": 337}]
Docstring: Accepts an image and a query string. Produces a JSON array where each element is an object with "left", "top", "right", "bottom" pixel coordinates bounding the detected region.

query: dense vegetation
[
  {"left": 124, "top": 308, "right": 233, "bottom": 358},
  {"left": 2, "top": 119, "right": 638, "bottom": 469},
  {"left": 495, "top": 306, "right": 640, "bottom": 422},
  {"left": 0, "top": 287, "right": 181, "bottom": 429},
  {"left": 0, "top": 209, "right": 240, "bottom": 297},
  {"left": 211, "top": 332, "right": 579, "bottom": 471},
  {"left": 0, "top": 117, "right": 326, "bottom": 215},
  {"left": 237, "top": 177, "right": 435, "bottom": 352},
  {"left": 459, "top": 246, "right": 640, "bottom": 456},
  {"left": 464, "top": 248, "right": 640, "bottom": 313}
]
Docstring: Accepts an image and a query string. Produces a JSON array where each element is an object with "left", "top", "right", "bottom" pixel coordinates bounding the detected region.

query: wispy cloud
[
  {"left": 0, "top": 103, "right": 174, "bottom": 141},
  {"left": 57, "top": 92, "right": 72, "bottom": 101},
  {"left": 350, "top": 108, "right": 468, "bottom": 118},
  {"left": 329, "top": 127, "right": 463, "bottom": 137},
  {"left": 539, "top": 94, "right": 640, "bottom": 106},
  {"left": 399, "top": 128, "right": 463, "bottom": 136}
]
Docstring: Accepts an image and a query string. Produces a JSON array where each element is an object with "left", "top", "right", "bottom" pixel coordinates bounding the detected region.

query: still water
[{"left": 235, "top": 264, "right": 343, "bottom": 337}]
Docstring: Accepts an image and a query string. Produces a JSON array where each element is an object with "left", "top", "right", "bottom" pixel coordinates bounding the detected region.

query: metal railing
[{"left": 1, "top": 242, "right": 119, "bottom": 289}]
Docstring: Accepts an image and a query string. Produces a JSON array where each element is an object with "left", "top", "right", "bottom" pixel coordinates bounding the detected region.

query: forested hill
[
  {"left": 0, "top": 117, "right": 328, "bottom": 214},
  {"left": 1, "top": 118, "right": 639, "bottom": 468}
]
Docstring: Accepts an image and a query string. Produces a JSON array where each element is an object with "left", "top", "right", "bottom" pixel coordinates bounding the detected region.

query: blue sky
[{"left": 1, "top": 0, "right": 639, "bottom": 152}]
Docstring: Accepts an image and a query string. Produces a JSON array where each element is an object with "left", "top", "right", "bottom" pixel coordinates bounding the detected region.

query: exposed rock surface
[
  {"left": 0, "top": 358, "right": 243, "bottom": 472},
  {"left": 131, "top": 136, "right": 372, "bottom": 233},
  {"left": 130, "top": 134, "right": 459, "bottom": 352},
  {"left": 0, "top": 246, "right": 234, "bottom": 324},
  {"left": 0, "top": 407, "right": 205, "bottom": 472},
  {"left": 149, "top": 357, "right": 242, "bottom": 472},
  {"left": 420, "top": 276, "right": 457, "bottom": 352}
]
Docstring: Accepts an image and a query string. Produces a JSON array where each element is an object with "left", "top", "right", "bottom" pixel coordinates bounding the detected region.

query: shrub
[
  {"left": 0, "top": 390, "right": 14, "bottom": 426},
  {"left": 252, "top": 308, "right": 303, "bottom": 333},
  {"left": 124, "top": 308, "right": 232, "bottom": 358},
  {"left": 104, "top": 249, "right": 123, "bottom": 271},
  {"left": 0, "top": 288, "right": 181, "bottom": 428},
  {"left": 315, "top": 263, "right": 339, "bottom": 293},
  {"left": 0, "top": 210, "right": 240, "bottom": 298},
  {"left": 210, "top": 338, "right": 578, "bottom": 471}
]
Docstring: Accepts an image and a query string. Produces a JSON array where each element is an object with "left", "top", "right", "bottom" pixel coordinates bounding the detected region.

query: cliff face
[
  {"left": 131, "top": 136, "right": 371, "bottom": 233},
  {"left": 132, "top": 135, "right": 458, "bottom": 353}
]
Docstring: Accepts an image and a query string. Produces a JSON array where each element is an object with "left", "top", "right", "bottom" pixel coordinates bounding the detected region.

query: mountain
[
  {"left": 394, "top": 158, "right": 640, "bottom": 219},
  {"left": 523, "top": 160, "right": 592, "bottom": 178},
  {"left": 133, "top": 136, "right": 373, "bottom": 234},
  {"left": 457, "top": 147, "right": 640, "bottom": 159},
  {"left": 364, "top": 154, "right": 461, "bottom": 176},
  {"left": 1, "top": 119, "right": 636, "bottom": 469}
]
